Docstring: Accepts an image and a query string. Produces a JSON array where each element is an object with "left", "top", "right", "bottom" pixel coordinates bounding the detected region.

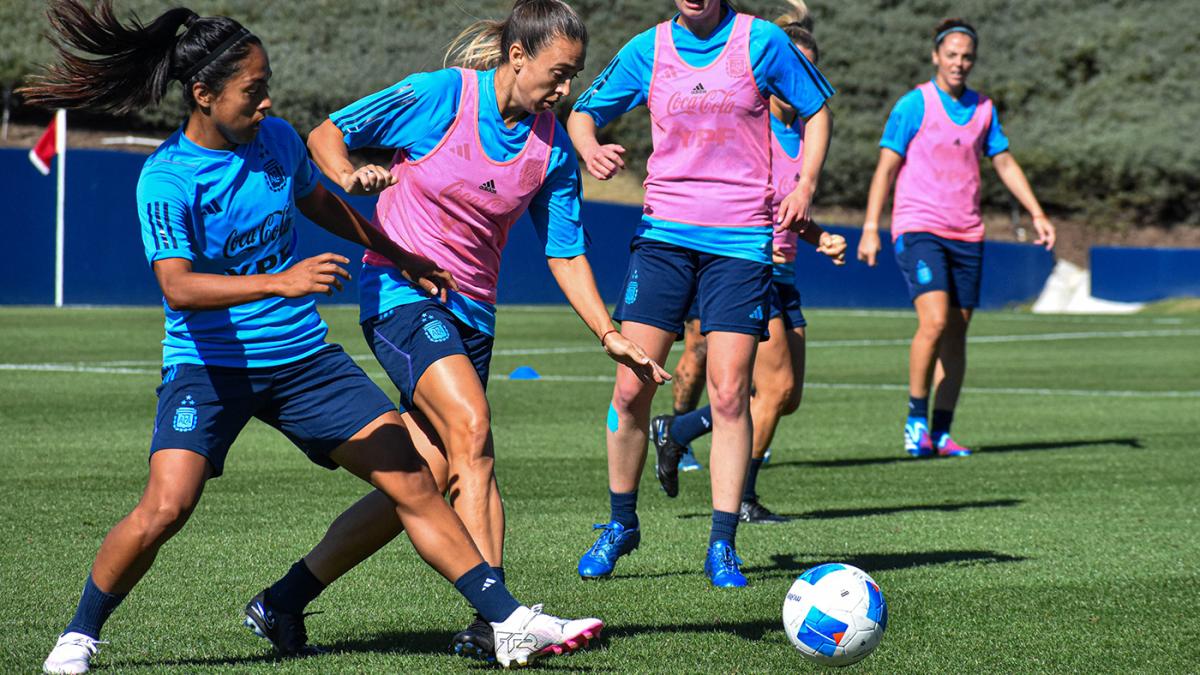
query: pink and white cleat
[
  {"left": 491, "top": 604, "right": 603, "bottom": 668},
  {"left": 936, "top": 434, "right": 972, "bottom": 457},
  {"left": 905, "top": 417, "right": 935, "bottom": 458}
]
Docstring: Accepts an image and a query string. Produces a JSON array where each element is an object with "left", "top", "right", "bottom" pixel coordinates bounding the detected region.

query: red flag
[{"left": 29, "top": 116, "right": 58, "bottom": 175}]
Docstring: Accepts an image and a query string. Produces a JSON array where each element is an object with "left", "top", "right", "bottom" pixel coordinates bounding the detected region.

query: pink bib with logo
[
  {"left": 891, "top": 81, "right": 992, "bottom": 242},
  {"left": 642, "top": 13, "right": 772, "bottom": 228},
  {"left": 366, "top": 68, "right": 555, "bottom": 304},
  {"left": 770, "top": 118, "right": 805, "bottom": 262}
]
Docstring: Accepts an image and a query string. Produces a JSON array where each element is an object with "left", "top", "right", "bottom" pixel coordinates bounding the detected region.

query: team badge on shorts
[
  {"left": 916, "top": 260, "right": 933, "bottom": 285},
  {"left": 423, "top": 319, "right": 450, "bottom": 343},
  {"left": 624, "top": 270, "right": 639, "bottom": 305},
  {"left": 173, "top": 395, "right": 198, "bottom": 432}
]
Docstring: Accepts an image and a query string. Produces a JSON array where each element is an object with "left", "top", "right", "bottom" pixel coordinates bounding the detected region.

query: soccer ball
[{"left": 782, "top": 563, "right": 888, "bottom": 666}]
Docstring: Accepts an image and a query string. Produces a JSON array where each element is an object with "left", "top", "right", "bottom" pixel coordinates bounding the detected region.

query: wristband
[{"left": 600, "top": 329, "right": 619, "bottom": 348}]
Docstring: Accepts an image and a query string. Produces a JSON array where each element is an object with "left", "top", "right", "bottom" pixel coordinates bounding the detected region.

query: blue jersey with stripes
[
  {"left": 573, "top": 8, "right": 834, "bottom": 263},
  {"left": 138, "top": 117, "right": 327, "bottom": 368},
  {"left": 880, "top": 80, "right": 1009, "bottom": 157},
  {"left": 329, "top": 68, "right": 585, "bottom": 335}
]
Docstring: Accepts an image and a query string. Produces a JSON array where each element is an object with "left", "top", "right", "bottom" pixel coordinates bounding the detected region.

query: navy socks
[
  {"left": 454, "top": 562, "right": 521, "bottom": 624},
  {"left": 743, "top": 458, "right": 764, "bottom": 501},
  {"left": 610, "top": 490, "right": 639, "bottom": 529},
  {"left": 709, "top": 510, "right": 739, "bottom": 547},
  {"left": 671, "top": 405, "right": 713, "bottom": 446},
  {"left": 266, "top": 559, "right": 326, "bottom": 615},
  {"left": 908, "top": 396, "right": 929, "bottom": 420},
  {"left": 65, "top": 575, "right": 125, "bottom": 639},
  {"left": 932, "top": 409, "right": 955, "bottom": 437}
]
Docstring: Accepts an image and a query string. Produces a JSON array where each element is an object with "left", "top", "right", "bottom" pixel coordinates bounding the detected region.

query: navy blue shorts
[
  {"left": 362, "top": 300, "right": 494, "bottom": 412},
  {"left": 150, "top": 345, "right": 396, "bottom": 477},
  {"left": 894, "top": 232, "right": 984, "bottom": 309},
  {"left": 614, "top": 237, "right": 771, "bottom": 337},
  {"left": 769, "top": 280, "right": 807, "bottom": 329}
]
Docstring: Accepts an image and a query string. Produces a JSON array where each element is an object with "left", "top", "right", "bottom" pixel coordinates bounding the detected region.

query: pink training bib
[
  {"left": 891, "top": 81, "right": 993, "bottom": 243},
  {"left": 771, "top": 118, "right": 805, "bottom": 262},
  {"left": 366, "top": 68, "right": 555, "bottom": 304},
  {"left": 643, "top": 13, "right": 772, "bottom": 228}
]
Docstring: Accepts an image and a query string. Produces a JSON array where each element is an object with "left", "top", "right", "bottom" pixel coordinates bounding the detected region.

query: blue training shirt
[
  {"left": 138, "top": 117, "right": 328, "bottom": 368},
  {"left": 329, "top": 68, "right": 586, "bottom": 334},
  {"left": 880, "top": 80, "right": 1009, "bottom": 157},
  {"left": 573, "top": 6, "right": 835, "bottom": 264}
]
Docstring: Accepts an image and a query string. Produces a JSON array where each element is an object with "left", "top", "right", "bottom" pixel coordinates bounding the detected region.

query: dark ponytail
[{"left": 19, "top": 0, "right": 260, "bottom": 114}]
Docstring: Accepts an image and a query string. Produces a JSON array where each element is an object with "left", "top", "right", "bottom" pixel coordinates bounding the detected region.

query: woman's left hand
[
  {"left": 817, "top": 232, "right": 847, "bottom": 266},
  {"left": 602, "top": 331, "right": 671, "bottom": 384},
  {"left": 1033, "top": 214, "right": 1056, "bottom": 251},
  {"left": 398, "top": 254, "right": 458, "bottom": 302},
  {"left": 776, "top": 181, "right": 816, "bottom": 233}
]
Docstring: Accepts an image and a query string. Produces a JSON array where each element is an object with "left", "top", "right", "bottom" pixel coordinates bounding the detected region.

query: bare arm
[
  {"left": 546, "top": 254, "right": 670, "bottom": 384},
  {"left": 566, "top": 111, "right": 626, "bottom": 181},
  {"left": 856, "top": 148, "right": 904, "bottom": 267},
  {"left": 296, "top": 183, "right": 455, "bottom": 299},
  {"left": 992, "top": 151, "right": 1056, "bottom": 250},
  {"left": 777, "top": 103, "right": 832, "bottom": 232},
  {"left": 307, "top": 119, "right": 397, "bottom": 196},
  {"left": 153, "top": 254, "right": 350, "bottom": 312}
]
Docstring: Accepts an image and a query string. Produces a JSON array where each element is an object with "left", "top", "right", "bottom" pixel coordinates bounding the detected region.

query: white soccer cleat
[
  {"left": 490, "top": 604, "right": 603, "bottom": 668},
  {"left": 43, "top": 632, "right": 102, "bottom": 674}
]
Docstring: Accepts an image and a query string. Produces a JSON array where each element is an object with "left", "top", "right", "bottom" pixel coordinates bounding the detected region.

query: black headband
[{"left": 178, "top": 28, "right": 251, "bottom": 83}]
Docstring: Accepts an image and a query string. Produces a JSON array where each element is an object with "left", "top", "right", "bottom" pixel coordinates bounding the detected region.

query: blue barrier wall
[
  {"left": 1, "top": 147, "right": 1055, "bottom": 309},
  {"left": 1090, "top": 247, "right": 1200, "bottom": 302}
]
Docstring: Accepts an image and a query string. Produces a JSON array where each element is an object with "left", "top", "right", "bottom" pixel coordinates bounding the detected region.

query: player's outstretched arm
[
  {"left": 857, "top": 149, "right": 903, "bottom": 267},
  {"left": 566, "top": 111, "right": 626, "bottom": 181},
  {"left": 152, "top": 254, "right": 351, "bottom": 311},
  {"left": 296, "top": 183, "right": 456, "bottom": 300},
  {"left": 991, "top": 151, "right": 1056, "bottom": 250},
  {"left": 546, "top": 254, "right": 670, "bottom": 384},
  {"left": 308, "top": 119, "right": 397, "bottom": 196}
]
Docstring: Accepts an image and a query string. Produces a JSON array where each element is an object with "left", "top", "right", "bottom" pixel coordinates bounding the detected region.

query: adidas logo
[
  {"left": 479, "top": 179, "right": 497, "bottom": 194},
  {"left": 691, "top": 82, "right": 707, "bottom": 95},
  {"left": 749, "top": 306, "right": 764, "bottom": 320},
  {"left": 202, "top": 200, "right": 222, "bottom": 216},
  {"left": 450, "top": 143, "right": 471, "bottom": 160},
  {"left": 481, "top": 577, "right": 497, "bottom": 591}
]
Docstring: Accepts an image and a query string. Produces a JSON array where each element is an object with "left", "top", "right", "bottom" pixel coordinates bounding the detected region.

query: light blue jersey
[
  {"left": 573, "top": 6, "right": 834, "bottom": 263},
  {"left": 880, "top": 80, "right": 1009, "bottom": 157},
  {"left": 330, "top": 68, "right": 585, "bottom": 335},
  {"left": 138, "top": 117, "right": 327, "bottom": 368}
]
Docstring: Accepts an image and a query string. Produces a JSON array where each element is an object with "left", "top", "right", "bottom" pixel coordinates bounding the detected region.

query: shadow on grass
[
  {"left": 676, "top": 498, "right": 1021, "bottom": 521},
  {"left": 607, "top": 617, "right": 778, "bottom": 642},
  {"left": 768, "top": 436, "right": 1142, "bottom": 469},
  {"left": 977, "top": 437, "right": 1142, "bottom": 453}
]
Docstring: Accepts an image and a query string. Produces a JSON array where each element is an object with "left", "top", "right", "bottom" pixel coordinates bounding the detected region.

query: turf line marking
[
  {"left": 808, "top": 328, "right": 1200, "bottom": 348},
  {"left": 0, "top": 363, "right": 156, "bottom": 375}
]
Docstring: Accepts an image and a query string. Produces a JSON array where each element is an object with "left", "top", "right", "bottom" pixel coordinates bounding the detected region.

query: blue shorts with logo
[
  {"left": 614, "top": 237, "right": 771, "bottom": 337},
  {"left": 769, "top": 280, "right": 807, "bottom": 329},
  {"left": 150, "top": 344, "right": 396, "bottom": 477},
  {"left": 361, "top": 300, "right": 494, "bottom": 412},
  {"left": 894, "top": 231, "right": 984, "bottom": 309}
]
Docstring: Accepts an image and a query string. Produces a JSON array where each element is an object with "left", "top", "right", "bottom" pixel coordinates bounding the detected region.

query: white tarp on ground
[{"left": 1032, "top": 259, "right": 1144, "bottom": 314}]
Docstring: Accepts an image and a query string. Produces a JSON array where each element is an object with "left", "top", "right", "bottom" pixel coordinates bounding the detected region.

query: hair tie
[
  {"left": 178, "top": 27, "right": 250, "bottom": 83},
  {"left": 935, "top": 26, "right": 978, "bottom": 46},
  {"left": 183, "top": 13, "right": 198, "bottom": 29}
]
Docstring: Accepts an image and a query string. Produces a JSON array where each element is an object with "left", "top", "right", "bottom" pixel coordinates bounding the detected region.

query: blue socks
[
  {"left": 908, "top": 395, "right": 929, "bottom": 421},
  {"left": 266, "top": 559, "right": 326, "bottom": 615},
  {"left": 709, "top": 509, "right": 739, "bottom": 547},
  {"left": 65, "top": 575, "right": 126, "bottom": 639},
  {"left": 742, "top": 458, "right": 764, "bottom": 501},
  {"left": 671, "top": 406, "right": 713, "bottom": 446},
  {"left": 932, "top": 409, "right": 954, "bottom": 437},
  {"left": 454, "top": 562, "right": 521, "bottom": 624},
  {"left": 610, "top": 490, "right": 639, "bottom": 529}
]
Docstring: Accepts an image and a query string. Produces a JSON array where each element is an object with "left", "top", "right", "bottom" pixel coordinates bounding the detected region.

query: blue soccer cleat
[
  {"left": 935, "top": 433, "right": 973, "bottom": 457},
  {"left": 578, "top": 521, "right": 640, "bottom": 579},
  {"left": 761, "top": 446, "right": 772, "bottom": 465},
  {"left": 704, "top": 540, "right": 748, "bottom": 588},
  {"left": 679, "top": 446, "right": 703, "bottom": 472},
  {"left": 904, "top": 416, "right": 934, "bottom": 458}
]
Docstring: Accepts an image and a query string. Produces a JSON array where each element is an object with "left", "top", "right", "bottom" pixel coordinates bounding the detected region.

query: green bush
[{"left": 4, "top": 0, "right": 1195, "bottom": 226}]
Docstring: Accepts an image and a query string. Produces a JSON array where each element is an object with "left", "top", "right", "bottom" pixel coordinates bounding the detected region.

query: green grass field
[{"left": 2, "top": 306, "right": 1198, "bottom": 673}]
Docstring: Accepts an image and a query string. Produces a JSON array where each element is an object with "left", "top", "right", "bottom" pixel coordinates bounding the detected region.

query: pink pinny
[
  {"left": 365, "top": 68, "right": 555, "bottom": 304},
  {"left": 643, "top": 12, "right": 772, "bottom": 228},
  {"left": 891, "top": 81, "right": 993, "bottom": 243},
  {"left": 770, "top": 118, "right": 806, "bottom": 263}
]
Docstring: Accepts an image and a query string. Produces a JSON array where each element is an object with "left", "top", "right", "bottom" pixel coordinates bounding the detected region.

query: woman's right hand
[
  {"left": 272, "top": 253, "right": 351, "bottom": 297},
  {"left": 857, "top": 226, "right": 882, "bottom": 267},
  {"left": 602, "top": 331, "right": 671, "bottom": 384},
  {"left": 341, "top": 164, "right": 397, "bottom": 196},
  {"left": 582, "top": 144, "right": 627, "bottom": 181}
]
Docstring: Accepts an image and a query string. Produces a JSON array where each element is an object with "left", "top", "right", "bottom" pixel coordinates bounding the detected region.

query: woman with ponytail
[
  {"left": 652, "top": 0, "right": 847, "bottom": 526},
  {"left": 253, "top": 0, "right": 660, "bottom": 664},
  {"left": 27, "top": 2, "right": 599, "bottom": 672},
  {"left": 568, "top": 0, "right": 834, "bottom": 588},
  {"left": 856, "top": 18, "right": 1056, "bottom": 459}
]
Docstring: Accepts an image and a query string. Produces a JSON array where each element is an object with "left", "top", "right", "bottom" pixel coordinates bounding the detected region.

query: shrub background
[{"left": 2, "top": 0, "right": 1194, "bottom": 226}]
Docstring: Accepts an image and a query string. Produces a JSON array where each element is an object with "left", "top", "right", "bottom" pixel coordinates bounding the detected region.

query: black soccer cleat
[
  {"left": 450, "top": 613, "right": 496, "bottom": 663},
  {"left": 651, "top": 415, "right": 685, "bottom": 498},
  {"left": 739, "top": 498, "right": 790, "bottom": 524},
  {"left": 243, "top": 590, "right": 323, "bottom": 657}
]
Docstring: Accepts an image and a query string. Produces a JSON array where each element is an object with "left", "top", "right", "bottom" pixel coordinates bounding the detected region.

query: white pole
[{"left": 54, "top": 108, "right": 66, "bottom": 308}]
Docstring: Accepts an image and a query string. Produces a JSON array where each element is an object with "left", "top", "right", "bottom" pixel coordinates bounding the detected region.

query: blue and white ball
[{"left": 782, "top": 563, "right": 888, "bottom": 666}]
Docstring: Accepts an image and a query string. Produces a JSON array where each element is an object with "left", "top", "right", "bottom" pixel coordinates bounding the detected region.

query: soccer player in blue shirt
[{"left": 24, "top": 2, "right": 601, "bottom": 672}]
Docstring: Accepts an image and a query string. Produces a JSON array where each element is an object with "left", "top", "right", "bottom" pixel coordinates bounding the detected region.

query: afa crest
[
  {"left": 173, "top": 395, "right": 198, "bottom": 432},
  {"left": 725, "top": 53, "right": 748, "bottom": 78},
  {"left": 263, "top": 158, "right": 287, "bottom": 192},
  {"left": 423, "top": 319, "right": 450, "bottom": 343}
]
